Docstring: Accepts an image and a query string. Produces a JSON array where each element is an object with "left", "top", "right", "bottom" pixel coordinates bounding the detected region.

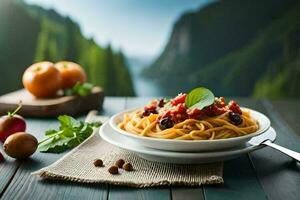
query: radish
[{"left": 0, "top": 104, "right": 26, "bottom": 143}]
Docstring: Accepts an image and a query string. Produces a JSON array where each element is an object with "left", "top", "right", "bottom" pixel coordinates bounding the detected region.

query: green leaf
[
  {"left": 64, "top": 89, "right": 73, "bottom": 96},
  {"left": 38, "top": 135, "right": 73, "bottom": 153},
  {"left": 185, "top": 87, "right": 215, "bottom": 109},
  {"left": 45, "top": 129, "right": 57, "bottom": 136},
  {"left": 67, "top": 138, "right": 81, "bottom": 148},
  {"left": 72, "top": 82, "right": 94, "bottom": 96},
  {"left": 39, "top": 143, "right": 69, "bottom": 153},
  {"left": 61, "top": 128, "right": 74, "bottom": 137},
  {"left": 58, "top": 115, "right": 80, "bottom": 129},
  {"left": 38, "top": 114, "right": 102, "bottom": 153},
  {"left": 88, "top": 122, "right": 102, "bottom": 128},
  {"left": 63, "top": 82, "right": 94, "bottom": 97}
]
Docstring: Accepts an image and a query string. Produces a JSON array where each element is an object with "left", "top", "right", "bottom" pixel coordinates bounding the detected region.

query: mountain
[
  {"left": 143, "top": 0, "right": 299, "bottom": 98},
  {"left": 0, "top": 0, "right": 135, "bottom": 96}
]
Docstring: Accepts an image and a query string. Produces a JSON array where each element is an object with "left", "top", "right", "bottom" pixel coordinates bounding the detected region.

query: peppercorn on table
[{"left": 0, "top": 97, "right": 299, "bottom": 200}]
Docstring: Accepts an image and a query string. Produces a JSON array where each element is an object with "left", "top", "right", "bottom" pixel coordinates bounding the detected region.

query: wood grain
[
  {"left": 271, "top": 100, "right": 300, "bottom": 137},
  {"left": 204, "top": 155, "right": 266, "bottom": 200},
  {"left": 0, "top": 97, "right": 125, "bottom": 200},
  {"left": 108, "top": 97, "right": 171, "bottom": 200},
  {"left": 0, "top": 155, "right": 20, "bottom": 196},
  {"left": 0, "top": 88, "right": 104, "bottom": 117},
  {"left": 247, "top": 100, "right": 300, "bottom": 200},
  {"left": 172, "top": 187, "right": 204, "bottom": 200},
  {"left": 109, "top": 187, "right": 171, "bottom": 200}
]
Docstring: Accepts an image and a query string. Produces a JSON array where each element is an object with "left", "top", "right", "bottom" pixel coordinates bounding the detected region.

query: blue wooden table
[{"left": 0, "top": 97, "right": 299, "bottom": 200}]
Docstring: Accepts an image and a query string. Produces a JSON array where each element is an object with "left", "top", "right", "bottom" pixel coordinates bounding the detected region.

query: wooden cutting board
[{"left": 0, "top": 87, "right": 104, "bottom": 117}]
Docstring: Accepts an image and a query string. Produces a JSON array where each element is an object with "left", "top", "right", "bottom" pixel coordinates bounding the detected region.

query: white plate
[
  {"left": 100, "top": 122, "right": 276, "bottom": 164},
  {"left": 109, "top": 107, "right": 271, "bottom": 152}
]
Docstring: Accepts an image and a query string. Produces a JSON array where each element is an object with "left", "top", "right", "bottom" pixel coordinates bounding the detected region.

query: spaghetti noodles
[
  {"left": 118, "top": 109, "right": 259, "bottom": 140},
  {"left": 118, "top": 91, "right": 259, "bottom": 140}
]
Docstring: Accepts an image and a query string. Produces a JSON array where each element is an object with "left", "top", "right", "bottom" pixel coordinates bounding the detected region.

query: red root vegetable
[{"left": 0, "top": 104, "right": 26, "bottom": 143}]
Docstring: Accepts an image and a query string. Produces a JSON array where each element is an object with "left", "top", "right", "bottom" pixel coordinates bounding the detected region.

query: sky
[{"left": 25, "top": 0, "right": 211, "bottom": 59}]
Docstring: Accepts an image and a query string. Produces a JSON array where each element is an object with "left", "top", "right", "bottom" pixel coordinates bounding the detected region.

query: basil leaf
[{"left": 185, "top": 87, "right": 215, "bottom": 109}]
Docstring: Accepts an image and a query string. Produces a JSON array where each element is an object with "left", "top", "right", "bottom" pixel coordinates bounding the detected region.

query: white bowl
[{"left": 109, "top": 107, "right": 271, "bottom": 152}]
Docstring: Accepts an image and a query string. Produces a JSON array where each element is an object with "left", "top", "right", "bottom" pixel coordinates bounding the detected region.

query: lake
[{"left": 128, "top": 58, "right": 163, "bottom": 97}]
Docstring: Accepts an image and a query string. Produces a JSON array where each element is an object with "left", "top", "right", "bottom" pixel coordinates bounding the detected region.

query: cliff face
[
  {"left": 0, "top": 0, "right": 135, "bottom": 96},
  {"left": 144, "top": 0, "right": 299, "bottom": 98}
]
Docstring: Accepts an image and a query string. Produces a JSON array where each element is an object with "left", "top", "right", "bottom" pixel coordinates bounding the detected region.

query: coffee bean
[
  {"left": 108, "top": 165, "right": 118, "bottom": 174},
  {"left": 115, "top": 159, "right": 125, "bottom": 168},
  {"left": 123, "top": 162, "right": 133, "bottom": 171},
  {"left": 93, "top": 159, "right": 103, "bottom": 167}
]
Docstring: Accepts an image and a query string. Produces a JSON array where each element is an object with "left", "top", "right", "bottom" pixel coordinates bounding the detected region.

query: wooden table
[{"left": 0, "top": 97, "right": 299, "bottom": 200}]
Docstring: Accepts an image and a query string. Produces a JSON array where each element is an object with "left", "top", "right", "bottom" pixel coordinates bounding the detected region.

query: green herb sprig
[
  {"left": 38, "top": 115, "right": 101, "bottom": 153},
  {"left": 185, "top": 87, "right": 215, "bottom": 109},
  {"left": 64, "top": 82, "right": 94, "bottom": 97}
]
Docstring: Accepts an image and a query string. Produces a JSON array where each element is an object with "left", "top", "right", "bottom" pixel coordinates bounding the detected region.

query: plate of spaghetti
[{"left": 110, "top": 87, "right": 271, "bottom": 152}]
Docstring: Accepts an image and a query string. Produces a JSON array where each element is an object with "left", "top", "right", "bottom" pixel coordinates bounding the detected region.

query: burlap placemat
[{"left": 33, "top": 116, "right": 224, "bottom": 188}]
